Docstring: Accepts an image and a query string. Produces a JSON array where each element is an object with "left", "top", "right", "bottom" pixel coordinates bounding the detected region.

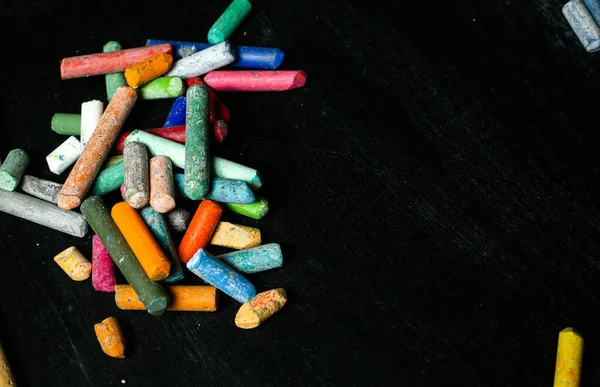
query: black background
[{"left": 2, "top": 0, "right": 600, "bottom": 385}]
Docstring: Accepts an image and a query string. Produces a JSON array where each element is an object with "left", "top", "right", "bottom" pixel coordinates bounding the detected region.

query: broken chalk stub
[
  {"left": 210, "top": 221, "right": 261, "bottom": 250},
  {"left": 0, "top": 148, "right": 29, "bottom": 191},
  {"left": 46, "top": 136, "right": 82, "bottom": 175},
  {"left": 235, "top": 288, "right": 287, "bottom": 329},
  {"left": 53, "top": 246, "right": 92, "bottom": 281},
  {"left": 94, "top": 317, "right": 126, "bottom": 359}
]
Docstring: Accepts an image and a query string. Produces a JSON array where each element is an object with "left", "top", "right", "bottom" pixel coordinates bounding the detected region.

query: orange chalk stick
[
  {"left": 94, "top": 317, "right": 125, "bottom": 359},
  {"left": 111, "top": 202, "right": 171, "bottom": 281},
  {"left": 58, "top": 87, "right": 137, "bottom": 210},
  {"left": 125, "top": 53, "right": 173, "bottom": 88},
  {"left": 115, "top": 285, "right": 217, "bottom": 311},
  {"left": 178, "top": 200, "right": 223, "bottom": 263}
]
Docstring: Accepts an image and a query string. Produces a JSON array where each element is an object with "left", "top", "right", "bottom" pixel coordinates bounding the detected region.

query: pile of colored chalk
[
  {"left": 0, "top": 0, "right": 305, "bottom": 360},
  {"left": 563, "top": 0, "right": 600, "bottom": 52}
]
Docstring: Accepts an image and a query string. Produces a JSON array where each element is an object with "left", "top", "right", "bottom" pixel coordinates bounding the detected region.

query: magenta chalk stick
[
  {"left": 203, "top": 70, "right": 307, "bottom": 92},
  {"left": 92, "top": 234, "right": 117, "bottom": 292}
]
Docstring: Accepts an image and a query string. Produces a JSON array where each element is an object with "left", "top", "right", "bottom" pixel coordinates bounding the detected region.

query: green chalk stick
[
  {"left": 225, "top": 197, "right": 269, "bottom": 220},
  {"left": 89, "top": 161, "right": 124, "bottom": 196},
  {"left": 51, "top": 113, "right": 81, "bottom": 135},
  {"left": 103, "top": 41, "right": 128, "bottom": 101},
  {"left": 184, "top": 84, "right": 211, "bottom": 199},
  {"left": 208, "top": 0, "right": 252, "bottom": 44},
  {"left": 139, "top": 77, "right": 185, "bottom": 100},
  {"left": 0, "top": 149, "right": 29, "bottom": 191},
  {"left": 104, "top": 155, "right": 123, "bottom": 169}
]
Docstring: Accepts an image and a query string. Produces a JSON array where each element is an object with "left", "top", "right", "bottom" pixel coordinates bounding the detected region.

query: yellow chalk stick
[
  {"left": 235, "top": 288, "right": 286, "bottom": 329},
  {"left": 553, "top": 327, "right": 583, "bottom": 387},
  {"left": 54, "top": 246, "right": 91, "bottom": 281},
  {"left": 210, "top": 221, "right": 261, "bottom": 250},
  {"left": 0, "top": 341, "right": 16, "bottom": 387}
]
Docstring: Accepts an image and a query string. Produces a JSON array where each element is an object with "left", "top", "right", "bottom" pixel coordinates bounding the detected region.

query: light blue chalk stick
[
  {"left": 186, "top": 248, "right": 256, "bottom": 303},
  {"left": 563, "top": 0, "right": 600, "bottom": 52},
  {"left": 216, "top": 243, "right": 283, "bottom": 274},
  {"left": 174, "top": 173, "right": 255, "bottom": 203},
  {"left": 164, "top": 96, "right": 186, "bottom": 127}
]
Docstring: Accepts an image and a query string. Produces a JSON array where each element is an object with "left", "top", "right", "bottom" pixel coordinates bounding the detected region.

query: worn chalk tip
[
  {"left": 249, "top": 173, "right": 262, "bottom": 190},
  {"left": 560, "top": 327, "right": 582, "bottom": 337},
  {"left": 235, "top": 302, "right": 262, "bottom": 329},
  {"left": 126, "top": 191, "right": 149, "bottom": 209},
  {"left": 0, "top": 171, "right": 18, "bottom": 191},
  {"left": 272, "top": 49, "right": 285, "bottom": 69},
  {"left": 150, "top": 194, "right": 176, "bottom": 213},
  {"left": 291, "top": 71, "right": 307, "bottom": 90},
  {"left": 184, "top": 181, "right": 208, "bottom": 200},
  {"left": 103, "top": 41, "right": 122, "bottom": 51},
  {"left": 58, "top": 194, "right": 81, "bottom": 210},
  {"left": 146, "top": 296, "right": 169, "bottom": 316},
  {"left": 168, "top": 77, "right": 185, "bottom": 96},
  {"left": 124, "top": 68, "right": 142, "bottom": 88},
  {"left": 207, "top": 29, "right": 226, "bottom": 45}
]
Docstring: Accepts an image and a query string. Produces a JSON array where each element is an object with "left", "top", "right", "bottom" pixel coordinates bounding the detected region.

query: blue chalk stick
[
  {"left": 217, "top": 243, "right": 283, "bottom": 274},
  {"left": 164, "top": 96, "right": 187, "bottom": 127},
  {"left": 563, "top": 0, "right": 600, "bottom": 52},
  {"left": 174, "top": 174, "right": 255, "bottom": 204},
  {"left": 186, "top": 248, "right": 256, "bottom": 303},
  {"left": 146, "top": 39, "right": 285, "bottom": 69}
]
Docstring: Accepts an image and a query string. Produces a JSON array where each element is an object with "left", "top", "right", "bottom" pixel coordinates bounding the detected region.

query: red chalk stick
[
  {"left": 113, "top": 125, "right": 186, "bottom": 154},
  {"left": 186, "top": 77, "right": 231, "bottom": 124},
  {"left": 203, "top": 70, "right": 307, "bottom": 92},
  {"left": 61, "top": 44, "right": 173, "bottom": 79}
]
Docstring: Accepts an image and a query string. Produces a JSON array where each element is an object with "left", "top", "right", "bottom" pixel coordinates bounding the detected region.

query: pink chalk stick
[
  {"left": 203, "top": 70, "right": 307, "bottom": 92},
  {"left": 92, "top": 235, "right": 117, "bottom": 292}
]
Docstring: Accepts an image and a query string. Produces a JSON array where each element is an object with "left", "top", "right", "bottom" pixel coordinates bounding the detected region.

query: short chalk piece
[
  {"left": 179, "top": 200, "right": 223, "bottom": 264},
  {"left": 165, "top": 208, "right": 191, "bottom": 234},
  {"left": 553, "top": 327, "right": 583, "bottom": 387},
  {"left": 210, "top": 221, "right": 261, "bottom": 250},
  {"left": 213, "top": 157, "right": 261, "bottom": 189},
  {"left": 149, "top": 156, "right": 176, "bottom": 213},
  {"left": 140, "top": 206, "right": 185, "bottom": 283},
  {"left": 92, "top": 235, "right": 117, "bottom": 292},
  {"left": 61, "top": 44, "right": 172, "bottom": 79},
  {"left": 217, "top": 243, "right": 282, "bottom": 273},
  {"left": 0, "top": 341, "right": 16, "bottom": 387},
  {"left": 89, "top": 161, "right": 124, "bottom": 196},
  {"left": 563, "top": 0, "right": 600, "bottom": 52},
  {"left": 125, "top": 53, "right": 173, "bottom": 88},
  {"left": 104, "top": 155, "right": 123, "bottom": 169},
  {"left": 207, "top": 0, "right": 252, "bottom": 44},
  {"left": 174, "top": 174, "right": 255, "bottom": 203},
  {"left": 0, "top": 148, "right": 29, "bottom": 191},
  {"left": 139, "top": 76, "right": 185, "bottom": 100},
  {"left": 81, "top": 196, "right": 169, "bottom": 316},
  {"left": 80, "top": 100, "right": 104, "bottom": 149},
  {"left": 115, "top": 285, "right": 216, "bottom": 311},
  {"left": 54, "top": 246, "right": 92, "bottom": 281},
  {"left": 20, "top": 175, "right": 62, "bottom": 204},
  {"left": 46, "top": 136, "right": 81, "bottom": 175},
  {"left": 114, "top": 125, "right": 186, "bottom": 154},
  {"left": 184, "top": 84, "right": 211, "bottom": 199},
  {"left": 204, "top": 70, "right": 307, "bottom": 92},
  {"left": 146, "top": 39, "right": 285, "bottom": 69},
  {"left": 111, "top": 202, "right": 171, "bottom": 281},
  {"left": 0, "top": 190, "right": 88, "bottom": 237},
  {"left": 94, "top": 317, "right": 125, "bottom": 359},
  {"left": 59, "top": 87, "right": 137, "bottom": 210},
  {"left": 123, "top": 141, "right": 149, "bottom": 209},
  {"left": 103, "top": 41, "right": 128, "bottom": 101},
  {"left": 51, "top": 113, "right": 81, "bottom": 135},
  {"left": 187, "top": 248, "right": 256, "bottom": 303},
  {"left": 225, "top": 197, "right": 269, "bottom": 220},
  {"left": 166, "top": 41, "right": 236, "bottom": 79},
  {"left": 235, "top": 288, "right": 286, "bottom": 329},
  {"left": 164, "top": 96, "right": 187, "bottom": 127}
]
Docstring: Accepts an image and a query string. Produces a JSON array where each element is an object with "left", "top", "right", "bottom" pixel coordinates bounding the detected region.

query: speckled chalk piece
[
  {"left": 165, "top": 208, "right": 191, "bottom": 233},
  {"left": 46, "top": 136, "right": 82, "bottom": 175},
  {"left": 54, "top": 246, "right": 92, "bottom": 281},
  {"left": 166, "top": 41, "right": 236, "bottom": 79},
  {"left": 184, "top": 84, "right": 211, "bottom": 199},
  {"left": 123, "top": 142, "right": 149, "bottom": 209},
  {"left": 92, "top": 235, "right": 117, "bottom": 292},
  {"left": 235, "top": 288, "right": 286, "bottom": 329},
  {"left": 149, "top": 156, "right": 176, "bottom": 213},
  {"left": 563, "top": 0, "right": 600, "bottom": 52},
  {"left": 80, "top": 100, "right": 104, "bottom": 148},
  {"left": 0, "top": 189, "right": 88, "bottom": 237},
  {"left": 186, "top": 248, "right": 257, "bottom": 303},
  {"left": 0, "top": 148, "right": 29, "bottom": 191},
  {"left": 20, "top": 175, "right": 62, "bottom": 204},
  {"left": 553, "top": 327, "right": 584, "bottom": 387},
  {"left": 217, "top": 243, "right": 282, "bottom": 273},
  {"left": 210, "top": 221, "right": 261, "bottom": 250}
]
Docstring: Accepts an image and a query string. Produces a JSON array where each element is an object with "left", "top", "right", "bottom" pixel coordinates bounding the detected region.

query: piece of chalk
[
  {"left": 184, "top": 84, "right": 211, "bottom": 199},
  {"left": 51, "top": 113, "right": 81, "bottom": 135},
  {"left": 207, "top": 0, "right": 252, "bottom": 44},
  {"left": 553, "top": 327, "right": 584, "bottom": 387},
  {"left": 123, "top": 141, "right": 149, "bottom": 209},
  {"left": 210, "top": 221, "right": 261, "bottom": 250},
  {"left": 139, "top": 76, "right": 185, "bottom": 100},
  {"left": 186, "top": 77, "right": 231, "bottom": 124},
  {"left": 217, "top": 243, "right": 282, "bottom": 273},
  {"left": 80, "top": 100, "right": 104, "bottom": 149},
  {"left": 187, "top": 248, "right": 256, "bottom": 303},
  {"left": 147, "top": 39, "right": 285, "bottom": 69},
  {"left": 149, "top": 156, "right": 175, "bottom": 213},
  {"left": 125, "top": 53, "right": 173, "bottom": 88},
  {"left": 174, "top": 174, "right": 255, "bottom": 203},
  {"left": 140, "top": 206, "right": 184, "bottom": 283},
  {"left": 94, "top": 317, "right": 125, "bottom": 359},
  {"left": 103, "top": 41, "right": 128, "bottom": 101},
  {"left": 213, "top": 157, "right": 261, "bottom": 189},
  {"left": 166, "top": 41, "right": 235, "bottom": 79},
  {"left": 235, "top": 288, "right": 286, "bottom": 329},
  {"left": 225, "top": 197, "right": 269, "bottom": 220},
  {"left": 104, "top": 155, "right": 123, "bottom": 168},
  {"left": 80, "top": 196, "right": 169, "bottom": 316},
  {"left": 214, "top": 120, "right": 228, "bottom": 143},
  {"left": 0, "top": 148, "right": 29, "bottom": 191},
  {"left": 92, "top": 235, "right": 117, "bottom": 292},
  {"left": 46, "top": 136, "right": 81, "bottom": 175},
  {"left": 164, "top": 96, "right": 186, "bottom": 127},
  {"left": 115, "top": 285, "right": 216, "bottom": 311},
  {"left": 584, "top": 0, "right": 600, "bottom": 25},
  {"left": 165, "top": 208, "right": 191, "bottom": 234},
  {"left": 59, "top": 87, "right": 137, "bottom": 210},
  {"left": 0, "top": 341, "right": 16, "bottom": 387},
  {"left": 89, "top": 161, "right": 124, "bottom": 196},
  {"left": 204, "top": 70, "right": 307, "bottom": 92},
  {"left": 61, "top": 44, "right": 172, "bottom": 79},
  {"left": 0, "top": 189, "right": 88, "bottom": 237},
  {"left": 114, "top": 125, "right": 186, "bottom": 154},
  {"left": 563, "top": 0, "right": 600, "bottom": 52},
  {"left": 179, "top": 200, "right": 223, "bottom": 263},
  {"left": 20, "top": 175, "right": 62, "bottom": 204},
  {"left": 53, "top": 246, "right": 92, "bottom": 281}
]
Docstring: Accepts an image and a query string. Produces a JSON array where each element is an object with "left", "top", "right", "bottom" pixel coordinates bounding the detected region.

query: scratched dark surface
[{"left": 2, "top": 0, "right": 600, "bottom": 385}]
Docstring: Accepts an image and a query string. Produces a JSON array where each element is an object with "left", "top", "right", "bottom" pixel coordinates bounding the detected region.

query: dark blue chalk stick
[{"left": 164, "top": 96, "right": 186, "bottom": 127}]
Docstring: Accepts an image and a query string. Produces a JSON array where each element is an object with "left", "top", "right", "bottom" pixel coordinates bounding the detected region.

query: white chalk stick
[
  {"left": 80, "top": 100, "right": 104, "bottom": 148},
  {"left": 46, "top": 136, "right": 82, "bottom": 175},
  {"left": 165, "top": 41, "right": 236, "bottom": 79}
]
